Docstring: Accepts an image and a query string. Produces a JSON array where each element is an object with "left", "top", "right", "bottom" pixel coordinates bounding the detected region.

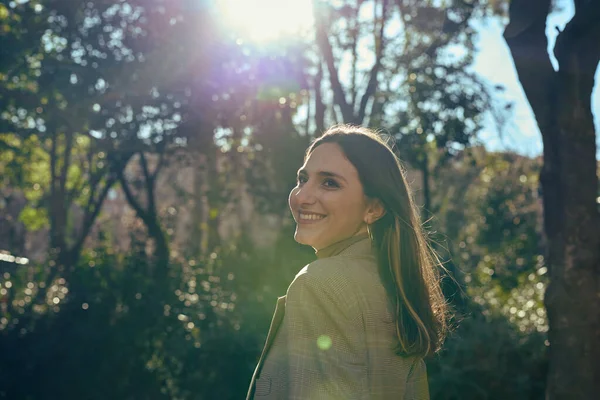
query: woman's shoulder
[
  {"left": 285, "top": 257, "right": 372, "bottom": 320},
  {"left": 286, "top": 255, "right": 392, "bottom": 327},
  {"left": 288, "top": 255, "right": 381, "bottom": 301},
  {"left": 297, "top": 254, "right": 377, "bottom": 282}
]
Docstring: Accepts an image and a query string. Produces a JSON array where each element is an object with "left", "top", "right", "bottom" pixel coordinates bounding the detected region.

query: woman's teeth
[{"left": 299, "top": 213, "right": 326, "bottom": 220}]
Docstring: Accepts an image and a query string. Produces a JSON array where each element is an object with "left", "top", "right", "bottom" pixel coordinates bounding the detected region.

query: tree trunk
[
  {"left": 504, "top": 1, "right": 600, "bottom": 398},
  {"left": 117, "top": 153, "right": 170, "bottom": 278},
  {"left": 190, "top": 152, "right": 208, "bottom": 257},
  {"left": 206, "top": 145, "right": 222, "bottom": 252},
  {"left": 314, "top": 61, "right": 326, "bottom": 135},
  {"left": 312, "top": 0, "right": 387, "bottom": 125},
  {"left": 48, "top": 132, "right": 72, "bottom": 264}
]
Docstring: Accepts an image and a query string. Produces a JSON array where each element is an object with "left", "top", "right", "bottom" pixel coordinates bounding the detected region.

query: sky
[
  {"left": 219, "top": 0, "right": 600, "bottom": 159},
  {"left": 473, "top": 0, "right": 600, "bottom": 157}
]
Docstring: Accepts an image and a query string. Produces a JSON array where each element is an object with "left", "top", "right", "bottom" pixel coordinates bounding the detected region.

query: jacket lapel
[
  {"left": 260, "top": 295, "right": 287, "bottom": 366},
  {"left": 247, "top": 295, "right": 286, "bottom": 399}
]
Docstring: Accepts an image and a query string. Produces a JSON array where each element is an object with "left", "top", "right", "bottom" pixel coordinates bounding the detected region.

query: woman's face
[{"left": 288, "top": 142, "right": 371, "bottom": 251}]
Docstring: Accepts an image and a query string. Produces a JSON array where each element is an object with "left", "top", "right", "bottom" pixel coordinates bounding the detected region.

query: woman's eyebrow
[{"left": 297, "top": 168, "right": 347, "bottom": 183}]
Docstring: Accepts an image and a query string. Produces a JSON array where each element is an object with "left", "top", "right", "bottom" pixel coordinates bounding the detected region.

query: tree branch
[
  {"left": 117, "top": 166, "right": 147, "bottom": 222},
  {"left": 554, "top": 1, "right": 600, "bottom": 76},
  {"left": 71, "top": 175, "right": 117, "bottom": 257},
  {"left": 304, "top": 87, "right": 312, "bottom": 135},
  {"left": 83, "top": 148, "right": 101, "bottom": 210},
  {"left": 358, "top": 0, "right": 388, "bottom": 123},
  {"left": 138, "top": 151, "right": 156, "bottom": 214},
  {"left": 573, "top": 0, "right": 586, "bottom": 13},
  {"left": 151, "top": 148, "right": 167, "bottom": 182},
  {"left": 58, "top": 131, "right": 74, "bottom": 197},
  {"left": 313, "top": 0, "right": 355, "bottom": 123},
  {"left": 48, "top": 131, "right": 61, "bottom": 250},
  {"left": 139, "top": 151, "right": 152, "bottom": 183},
  {"left": 66, "top": 143, "right": 95, "bottom": 206},
  {"left": 503, "top": 0, "right": 556, "bottom": 133},
  {"left": 314, "top": 61, "right": 326, "bottom": 134},
  {"left": 424, "top": 0, "right": 477, "bottom": 58},
  {"left": 350, "top": 0, "right": 362, "bottom": 108}
]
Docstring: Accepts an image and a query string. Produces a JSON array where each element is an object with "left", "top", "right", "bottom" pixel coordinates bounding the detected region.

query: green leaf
[{"left": 18, "top": 206, "right": 49, "bottom": 231}]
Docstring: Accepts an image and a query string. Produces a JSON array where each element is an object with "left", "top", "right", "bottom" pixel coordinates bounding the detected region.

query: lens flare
[{"left": 219, "top": 0, "right": 314, "bottom": 42}]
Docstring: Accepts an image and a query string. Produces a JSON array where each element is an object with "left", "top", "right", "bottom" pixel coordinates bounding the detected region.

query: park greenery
[{"left": 1, "top": 0, "right": 598, "bottom": 399}]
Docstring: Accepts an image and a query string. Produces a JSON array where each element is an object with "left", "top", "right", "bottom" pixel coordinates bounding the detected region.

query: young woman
[{"left": 247, "top": 125, "right": 449, "bottom": 399}]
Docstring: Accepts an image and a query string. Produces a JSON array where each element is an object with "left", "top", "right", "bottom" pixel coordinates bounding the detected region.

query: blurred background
[{"left": 0, "top": 0, "right": 597, "bottom": 399}]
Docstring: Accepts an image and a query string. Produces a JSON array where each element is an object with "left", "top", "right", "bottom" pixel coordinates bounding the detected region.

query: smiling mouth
[{"left": 298, "top": 212, "right": 327, "bottom": 222}]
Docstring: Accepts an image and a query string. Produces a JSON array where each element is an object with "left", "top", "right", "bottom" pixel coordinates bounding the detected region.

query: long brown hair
[{"left": 306, "top": 125, "right": 449, "bottom": 358}]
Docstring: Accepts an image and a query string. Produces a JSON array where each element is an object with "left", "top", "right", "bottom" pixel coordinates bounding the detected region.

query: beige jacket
[{"left": 247, "top": 234, "right": 429, "bottom": 399}]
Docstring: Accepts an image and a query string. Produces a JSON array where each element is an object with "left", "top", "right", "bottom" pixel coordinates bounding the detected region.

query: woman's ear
[{"left": 365, "top": 198, "right": 386, "bottom": 224}]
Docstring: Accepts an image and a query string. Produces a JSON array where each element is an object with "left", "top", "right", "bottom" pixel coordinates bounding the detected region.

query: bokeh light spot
[{"left": 317, "top": 335, "right": 332, "bottom": 350}]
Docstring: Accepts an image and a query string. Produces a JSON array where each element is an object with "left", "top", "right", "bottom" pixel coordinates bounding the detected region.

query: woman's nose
[{"left": 293, "top": 185, "right": 317, "bottom": 205}]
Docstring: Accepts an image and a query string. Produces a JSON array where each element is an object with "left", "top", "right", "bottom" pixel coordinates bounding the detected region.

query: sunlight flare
[{"left": 218, "top": 0, "right": 314, "bottom": 42}]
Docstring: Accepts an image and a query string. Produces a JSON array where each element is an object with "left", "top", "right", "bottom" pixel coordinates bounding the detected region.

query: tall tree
[
  {"left": 309, "top": 0, "right": 506, "bottom": 219},
  {"left": 389, "top": 0, "right": 508, "bottom": 218},
  {"left": 312, "top": 0, "right": 391, "bottom": 126},
  {"left": 0, "top": 0, "right": 138, "bottom": 303},
  {"left": 503, "top": 1, "right": 600, "bottom": 398}
]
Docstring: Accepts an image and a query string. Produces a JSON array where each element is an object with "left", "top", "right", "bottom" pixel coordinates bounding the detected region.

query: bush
[{"left": 428, "top": 305, "right": 548, "bottom": 400}]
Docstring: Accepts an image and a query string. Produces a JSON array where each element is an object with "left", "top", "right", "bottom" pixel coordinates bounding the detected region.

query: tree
[
  {"left": 309, "top": 0, "right": 507, "bottom": 219},
  {"left": 389, "top": 0, "right": 511, "bottom": 218},
  {"left": 0, "top": 0, "right": 139, "bottom": 310},
  {"left": 503, "top": 1, "right": 600, "bottom": 398}
]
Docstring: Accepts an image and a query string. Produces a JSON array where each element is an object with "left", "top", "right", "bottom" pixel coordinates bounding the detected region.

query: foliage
[
  {"left": 0, "top": 223, "right": 317, "bottom": 399},
  {"left": 425, "top": 148, "right": 548, "bottom": 400},
  {"left": 1, "top": 147, "right": 548, "bottom": 399},
  {"left": 429, "top": 308, "right": 547, "bottom": 400},
  {"left": 436, "top": 148, "right": 547, "bottom": 332}
]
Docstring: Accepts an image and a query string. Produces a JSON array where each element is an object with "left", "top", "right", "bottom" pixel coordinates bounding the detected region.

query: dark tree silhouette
[{"left": 504, "top": 1, "right": 600, "bottom": 398}]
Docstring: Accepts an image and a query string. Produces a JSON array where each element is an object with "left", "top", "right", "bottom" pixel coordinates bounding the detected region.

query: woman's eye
[
  {"left": 296, "top": 176, "right": 338, "bottom": 188},
  {"left": 323, "top": 179, "right": 339, "bottom": 188}
]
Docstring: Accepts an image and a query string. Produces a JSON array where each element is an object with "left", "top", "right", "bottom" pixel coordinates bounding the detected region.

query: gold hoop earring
[{"left": 366, "top": 223, "right": 374, "bottom": 241}]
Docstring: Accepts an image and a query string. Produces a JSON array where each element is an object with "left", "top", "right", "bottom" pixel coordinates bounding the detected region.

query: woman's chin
[{"left": 294, "top": 231, "right": 317, "bottom": 247}]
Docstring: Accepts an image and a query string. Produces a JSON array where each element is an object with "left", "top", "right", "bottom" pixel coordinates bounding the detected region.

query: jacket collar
[{"left": 316, "top": 232, "right": 372, "bottom": 259}]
